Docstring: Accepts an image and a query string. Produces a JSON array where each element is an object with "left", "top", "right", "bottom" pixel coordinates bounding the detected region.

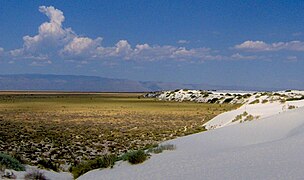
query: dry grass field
[{"left": 0, "top": 92, "right": 239, "bottom": 171}]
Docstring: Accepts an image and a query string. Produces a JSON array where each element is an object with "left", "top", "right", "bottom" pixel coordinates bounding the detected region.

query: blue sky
[{"left": 0, "top": 1, "right": 304, "bottom": 89}]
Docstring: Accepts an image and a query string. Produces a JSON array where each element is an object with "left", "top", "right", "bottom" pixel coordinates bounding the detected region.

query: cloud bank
[
  {"left": 235, "top": 40, "right": 304, "bottom": 52},
  {"left": 1, "top": 6, "right": 302, "bottom": 65}
]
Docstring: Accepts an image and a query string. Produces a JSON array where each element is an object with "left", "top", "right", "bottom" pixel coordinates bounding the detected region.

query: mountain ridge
[{"left": 0, "top": 74, "right": 281, "bottom": 92}]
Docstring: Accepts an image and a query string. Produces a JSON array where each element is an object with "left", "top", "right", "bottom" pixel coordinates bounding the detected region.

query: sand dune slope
[{"left": 79, "top": 106, "right": 304, "bottom": 180}]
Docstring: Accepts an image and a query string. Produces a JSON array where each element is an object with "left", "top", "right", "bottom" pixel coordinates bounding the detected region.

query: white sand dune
[
  {"left": 204, "top": 99, "right": 304, "bottom": 129},
  {"left": 79, "top": 106, "right": 304, "bottom": 180}
]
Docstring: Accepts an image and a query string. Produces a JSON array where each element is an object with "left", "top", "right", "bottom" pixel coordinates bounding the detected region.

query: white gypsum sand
[{"left": 79, "top": 99, "right": 304, "bottom": 180}]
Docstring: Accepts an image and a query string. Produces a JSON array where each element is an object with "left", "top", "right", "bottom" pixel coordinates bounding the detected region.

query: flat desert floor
[{"left": 0, "top": 92, "right": 238, "bottom": 171}]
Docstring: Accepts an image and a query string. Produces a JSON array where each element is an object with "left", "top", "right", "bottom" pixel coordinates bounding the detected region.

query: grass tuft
[
  {"left": 24, "top": 170, "right": 47, "bottom": 180},
  {"left": 147, "top": 144, "right": 176, "bottom": 154}
]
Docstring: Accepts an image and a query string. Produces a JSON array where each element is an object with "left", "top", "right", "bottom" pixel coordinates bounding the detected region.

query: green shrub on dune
[
  {"left": 119, "top": 150, "right": 148, "bottom": 164},
  {"left": 71, "top": 154, "right": 117, "bottom": 178},
  {"left": 0, "top": 153, "right": 25, "bottom": 171}
]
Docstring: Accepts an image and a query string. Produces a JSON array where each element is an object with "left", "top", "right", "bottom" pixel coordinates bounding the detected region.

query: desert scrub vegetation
[
  {"left": 0, "top": 93, "right": 237, "bottom": 172},
  {"left": 119, "top": 150, "right": 148, "bottom": 165},
  {"left": 0, "top": 153, "right": 25, "bottom": 171},
  {"left": 146, "top": 144, "right": 176, "bottom": 154},
  {"left": 286, "top": 96, "right": 304, "bottom": 101},
  {"left": 232, "top": 111, "right": 248, "bottom": 123},
  {"left": 288, "top": 105, "right": 296, "bottom": 109},
  {"left": 249, "top": 99, "right": 260, "bottom": 104},
  {"left": 37, "top": 159, "right": 58, "bottom": 171},
  {"left": 72, "top": 144, "right": 174, "bottom": 178},
  {"left": 243, "top": 114, "right": 255, "bottom": 121},
  {"left": 24, "top": 170, "right": 47, "bottom": 180},
  {"left": 71, "top": 154, "right": 117, "bottom": 178},
  {"left": 232, "top": 112, "right": 260, "bottom": 123}
]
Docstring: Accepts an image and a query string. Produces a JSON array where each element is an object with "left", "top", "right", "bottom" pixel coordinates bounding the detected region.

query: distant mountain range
[{"left": 0, "top": 74, "right": 279, "bottom": 92}]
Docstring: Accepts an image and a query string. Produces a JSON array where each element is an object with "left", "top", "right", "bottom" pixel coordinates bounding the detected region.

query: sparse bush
[
  {"left": 0, "top": 153, "right": 25, "bottom": 171},
  {"left": 11, "top": 153, "right": 27, "bottom": 165},
  {"left": 208, "top": 98, "right": 219, "bottom": 103},
  {"left": 286, "top": 96, "right": 304, "bottom": 101},
  {"left": 232, "top": 114, "right": 242, "bottom": 122},
  {"left": 262, "top": 99, "right": 268, "bottom": 104},
  {"left": 232, "top": 111, "right": 248, "bottom": 122},
  {"left": 120, "top": 150, "right": 148, "bottom": 165},
  {"left": 24, "top": 170, "right": 47, "bottom": 180},
  {"left": 249, "top": 99, "right": 260, "bottom": 104},
  {"left": 143, "top": 144, "right": 158, "bottom": 150},
  {"left": 243, "top": 94, "right": 252, "bottom": 98},
  {"left": 147, "top": 144, "right": 176, "bottom": 154},
  {"left": 202, "top": 94, "right": 209, "bottom": 97},
  {"left": 242, "top": 111, "right": 248, "bottom": 116},
  {"left": 244, "top": 114, "right": 255, "bottom": 121},
  {"left": 288, "top": 105, "right": 296, "bottom": 109},
  {"left": 37, "top": 159, "right": 58, "bottom": 172},
  {"left": 223, "top": 98, "right": 233, "bottom": 103}
]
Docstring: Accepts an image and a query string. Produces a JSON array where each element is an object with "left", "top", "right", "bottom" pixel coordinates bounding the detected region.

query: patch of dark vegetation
[
  {"left": 249, "top": 99, "right": 260, "bottom": 104},
  {"left": 223, "top": 98, "right": 233, "bottom": 103},
  {"left": 24, "top": 170, "right": 47, "bottom": 180},
  {"left": 71, "top": 154, "right": 117, "bottom": 179},
  {"left": 121, "top": 150, "right": 148, "bottom": 165},
  {"left": 37, "top": 159, "right": 58, "bottom": 171},
  {"left": 286, "top": 96, "right": 304, "bottom": 101},
  {"left": 118, "top": 150, "right": 150, "bottom": 164},
  {"left": 0, "top": 153, "right": 25, "bottom": 171},
  {"left": 242, "top": 94, "right": 252, "bottom": 98},
  {"left": 288, "top": 105, "right": 296, "bottom": 109},
  {"left": 146, "top": 144, "right": 176, "bottom": 154},
  {"left": 208, "top": 98, "right": 219, "bottom": 103}
]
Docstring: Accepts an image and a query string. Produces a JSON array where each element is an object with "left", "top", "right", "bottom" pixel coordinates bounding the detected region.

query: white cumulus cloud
[
  {"left": 235, "top": 40, "right": 304, "bottom": 52},
  {"left": 8, "top": 6, "right": 223, "bottom": 64},
  {"left": 61, "top": 37, "right": 102, "bottom": 58}
]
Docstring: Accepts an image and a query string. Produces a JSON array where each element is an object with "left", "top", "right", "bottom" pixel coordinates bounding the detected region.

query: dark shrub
[
  {"left": 71, "top": 154, "right": 117, "bottom": 179},
  {"left": 249, "top": 99, "right": 260, "bottom": 104},
  {"left": 286, "top": 96, "right": 304, "bottom": 101},
  {"left": 126, "top": 150, "right": 148, "bottom": 164},
  {"left": 11, "top": 153, "right": 27, "bottom": 164},
  {"left": 0, "top": 153, "right": 25, "bottom": 171},
  {"left": 147, "top": 144, "right": 176, "bottom": 154},
  {"left": 24, "top": 170, "right": 47, "bottom": 180},
  {"left": 208, "top": 98, "right": 219, "bottom": 103},
  {"left": 37, "top": 159, "right": 58, "bottom": 172},
  {"left": 223, "top": 98, "right": 233, "bottom": 103}
]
